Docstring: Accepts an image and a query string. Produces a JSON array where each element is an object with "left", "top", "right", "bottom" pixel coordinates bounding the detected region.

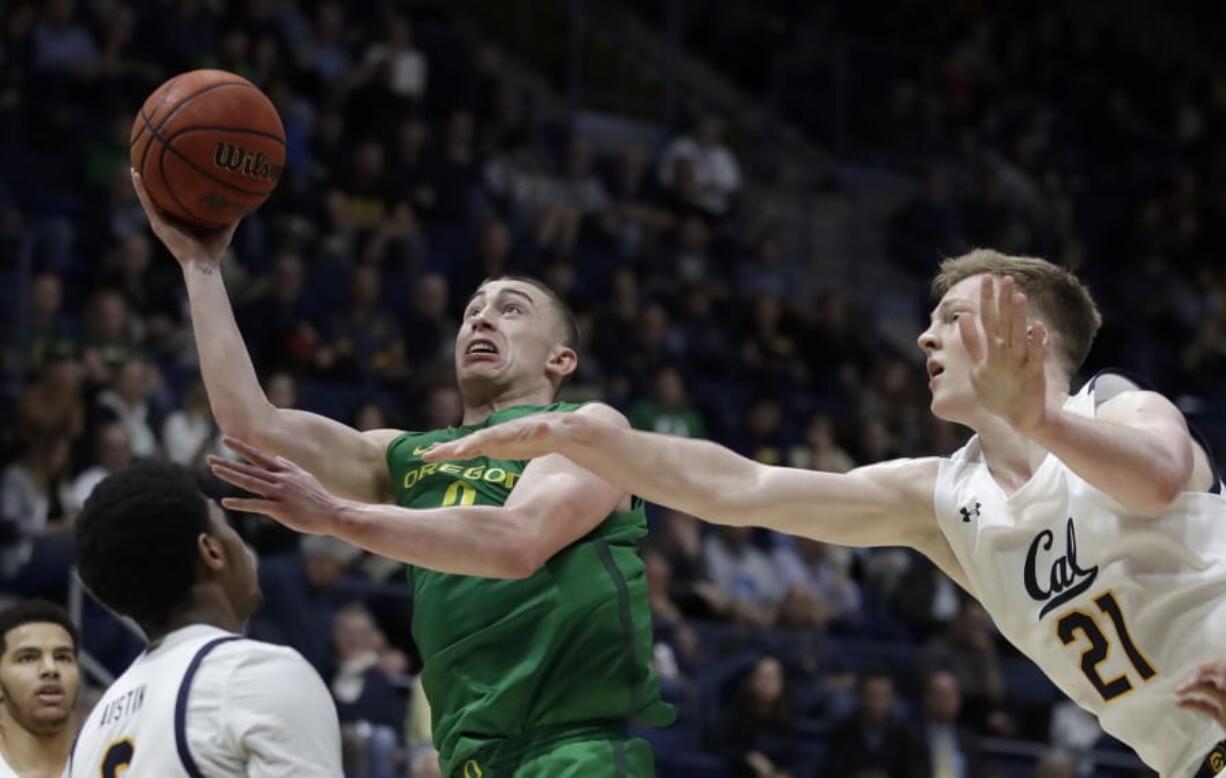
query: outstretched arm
[
  {"left": 423, "top": 413, "right": 941, "bottom": 550},
  {"left": 209, "top": 405, "right": 634, "bottom": 579},
  {"left": 132, "top": 170, "right": 394, "bottom": 503}
]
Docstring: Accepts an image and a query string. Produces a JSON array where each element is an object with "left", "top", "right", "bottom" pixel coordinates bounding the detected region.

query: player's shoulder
[{"left": 568, "top": 401, "right": 628, "bottom": 426}]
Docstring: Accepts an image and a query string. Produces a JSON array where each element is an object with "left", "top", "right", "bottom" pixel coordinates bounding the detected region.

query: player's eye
[{"left": 504, "top": 304, "right": 523, "bottom": 315}]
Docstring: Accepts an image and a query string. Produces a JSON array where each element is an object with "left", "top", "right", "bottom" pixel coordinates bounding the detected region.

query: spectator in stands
[
  {"left": 65, "top": 421, "right": 131, "bottom": 515},
  {"left": 80, "top": 289, "right": 139, "bottom": 382},
  {"left": 391, "top": 117, "right": 439, "bottom": 217},
  {"left": 401, "top": 271, "right": 456, "bottom": 366},
  {"left": 101, "top": 233, "right": 179, "bottom": 346},
  {"left": 654, "top": 510, "right": 728, "bottom": 620},
  {"left": 772, "top": 537, "right": 862, "bottom": 627},
  {"left": 17, "top": 352, "right": 84, "bottom": 446},
  {"left": 320, "top": 264, "right": 408, "bottom": 386},
  {"left": 162, "top": 377, "right": 220, "bottom": 471},
  {"left": 431, "top": 110, "right": 481, "bottom": 223},
  {"left": 703, "top": 525, "right": 785, "bottom": 628},
  {"left": 920, "top": 670, "right": 986, "bottom": 778},
  {"left": 710, "top": 655, "right": 795, "bottom": 778},
  {"left": 735, "top": 396, "right": 789, "bottom": 466},
  {"left": 328, "top": 140, "right": 398, "bottom": 239},
  {"left": 93, "top": 356, "right": 160, "bottom": 458},
  {"left": 31, "top": 0, "right": 99, "bottom": 78},
  {"left": 919, "top": 600, "right": 1009, "bottom": 736},
  {"left": 362, "top": 15, "right": 427, "bottom": 106},
  {"left": 249, "top": 535, "right": 364, "bottom": 677},
  {"left": 789, "top": 414, "right": 855, "bottom": 472},
  {"left": 238, "top": 252, "right": 320, "bottom": 371},
  {"left": 421, "top": 383, "right": 463, "bottom": 430},
  {"left": 23, "top": 272, "right": 77, "bottom": 374},
  {"left": 659, "top": 114, "right": 742, "bottom": 217},
  {"left": 738, "top": 234, "right": 797, "bottom": 302},
  {"left": 827, "top": 672, "right": 927, "bottom": 778},
  {"left": 0, "top": 436, "right": 73, "bottom": 593},
  {"left": 739, "top": 296, "right": 805, "bottom": 391},
  {"left": 332, "top": 604, "right": 406, "bottom": 778},
  {"left": 628, "top": 366, "right": 708, "bottom": 438},
  {"left": 606, "top": 146, "right": 674, "bottom": 256}
]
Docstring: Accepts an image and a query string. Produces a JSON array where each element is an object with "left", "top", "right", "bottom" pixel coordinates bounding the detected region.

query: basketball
[{"left": 130, "top": 69, "right": 285, "bottom": 229}]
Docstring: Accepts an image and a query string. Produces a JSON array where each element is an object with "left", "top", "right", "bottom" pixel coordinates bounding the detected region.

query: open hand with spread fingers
[
  {"left": 1177, "top": 661, "right": 1226, "bottom": 732},
  {"left": 208, "top": 436, "right": 347, "bottom": 535},
  {"left": 959, "top": 274, "right": 1051, "bottom": 434},
  {"left": 423, "top": 412, "right": 581, "bottom": 462}
]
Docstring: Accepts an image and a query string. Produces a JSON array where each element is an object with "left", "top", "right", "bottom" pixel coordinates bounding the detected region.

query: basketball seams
[
  {"left": 164, "top": 126, "right": 286, "bottom": 147},
  {"left": 131, "top": 71, "right": 284, "bottom": 227},
  {"left": 130, "top": 72, "right": 188, "bottom": 150},
  {"left": 136, "top": 80, "right": 260, "bottom": 188}
]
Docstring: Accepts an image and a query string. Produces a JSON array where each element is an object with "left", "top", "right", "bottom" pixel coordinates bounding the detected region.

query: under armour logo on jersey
[
  {"left": 959, "top": 502, "right": 981, "bottom": 522},
  {"left": 1024, "top": 517, "right": 1099, "bottom": 620}
]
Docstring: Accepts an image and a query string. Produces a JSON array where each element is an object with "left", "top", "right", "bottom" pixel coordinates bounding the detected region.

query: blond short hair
[{"left": 932, "top": 249, "right": 1103, "bottom": 375}]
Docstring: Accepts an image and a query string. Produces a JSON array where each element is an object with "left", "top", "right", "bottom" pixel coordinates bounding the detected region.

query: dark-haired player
[
  {"left": 427, "top": 249, "right": 1226, "bottom": 776},
  {"left": 0, "top": 600, "right": 79, "bottom": 778},
  {"left": 67, "top": 460, "right": 342, "bottom": 777},
  {"left": 132, "top": 171, "right": 672, "bottom": 777}
]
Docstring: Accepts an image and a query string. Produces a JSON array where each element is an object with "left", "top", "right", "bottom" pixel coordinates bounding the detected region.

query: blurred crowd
[{"left": 3, "top": 1, "right": 1220, "bottom": 776}]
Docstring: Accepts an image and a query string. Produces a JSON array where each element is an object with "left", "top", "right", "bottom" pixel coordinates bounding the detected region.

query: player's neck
[
  {"left": 461, "top": 383, "right": 556, "bottom": 425},
  {"left": 0, "top": 720, "right": 71, "bottom": 777},
  {"left": 148, "top": 592, "right": 245, "bottom": 643},
  {"left": 976, "top": 417, "right": 1048, "bottom": 493}
]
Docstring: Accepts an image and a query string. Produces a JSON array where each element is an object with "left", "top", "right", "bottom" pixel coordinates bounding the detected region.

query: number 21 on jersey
[{"left": 1056, "top": 590, "right": 1157, "bottom": 702}]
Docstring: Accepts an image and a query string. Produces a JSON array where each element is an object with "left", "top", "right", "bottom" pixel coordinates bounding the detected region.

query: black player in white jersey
[{"left": 69, "top": 460, "right": 343, "bottom": 777}]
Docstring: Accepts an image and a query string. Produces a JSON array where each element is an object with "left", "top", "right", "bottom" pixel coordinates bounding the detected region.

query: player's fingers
[
  {"left": 979, "top": 274, "right": 999, "bottom": 346},
  {"left": 222, "top": 436, "right": 284, "bottom": 469},
  {"left": 1179, "top": 663, "right": 1226, "bottom": 693},
  {"left": 130, "top": 169, "right": 161, "bottom": 218},
  {"left": 220, "top": 497, "right": 277, "bottom": 515},
  {"left": 208, "top": 456, "right": 280, "bottom": 487},
  {"left": 1176, "top": 693, "right": 1225, "bottom": 720},
  {"left": 423, "top": 438, "right": 481, "bottom": 461},
  {"left": 210, "top": 460, "right": 280, "bottom": 496},
  {"left": 959, "top": 310, "right": 985, "bottom": 363},
  {"left": 1177, "top": 680, "right": 1226, "bottom": 707},
  {"left": 998, "top": 276, "right": 1016, "bottom": 348},
  {"left": 1011, "top": 291, "right": 1029, "bottom": 357}
]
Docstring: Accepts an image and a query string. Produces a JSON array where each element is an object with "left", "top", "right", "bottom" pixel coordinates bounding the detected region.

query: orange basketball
[{"left": 130, "top": 69, "right": 286, "bottom": 229}]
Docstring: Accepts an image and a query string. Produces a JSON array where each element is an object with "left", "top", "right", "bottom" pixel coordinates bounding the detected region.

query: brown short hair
[{"left": 932, "top": 249, "right": 1103, "bottom": 375}]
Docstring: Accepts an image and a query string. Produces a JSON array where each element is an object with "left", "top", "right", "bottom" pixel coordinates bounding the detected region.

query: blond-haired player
[{"left": 427, "top": 249, "right": 1226, "bottom": 777}]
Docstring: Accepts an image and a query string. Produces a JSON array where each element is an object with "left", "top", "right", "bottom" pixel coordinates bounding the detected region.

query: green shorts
[{"left": 455, "top": 734, "right": 655, "bottom": 778}]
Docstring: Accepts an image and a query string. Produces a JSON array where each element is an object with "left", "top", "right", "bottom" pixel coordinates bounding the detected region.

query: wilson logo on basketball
[{"left": 212, "top": 143, "right": 283, "bottom": 183}]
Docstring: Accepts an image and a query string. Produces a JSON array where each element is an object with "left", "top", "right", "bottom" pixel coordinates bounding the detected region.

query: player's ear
[
  {"left": 545, "top": 345, "right": 577, "bottom": 382},
  {"left": 197, "top": 532, "right": 227, "bottom": 573}
]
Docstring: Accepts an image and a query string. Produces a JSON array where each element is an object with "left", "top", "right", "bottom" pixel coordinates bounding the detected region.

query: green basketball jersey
[{"left": 385, "top": 402, "right": 674, "bottom": 776}]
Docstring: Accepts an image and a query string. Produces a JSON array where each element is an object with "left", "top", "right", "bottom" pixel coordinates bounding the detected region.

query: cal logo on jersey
[{"left": 1023, "top": 517, "right": 1098, "bottom": 620}]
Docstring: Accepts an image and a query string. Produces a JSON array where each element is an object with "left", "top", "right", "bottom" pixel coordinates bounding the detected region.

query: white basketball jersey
[
  {"left": 70, "top": 623, "right": 343, "bottom": 778},
  {"left": 0, "top": 753, "right": 17, "bottom": 778},
  {"left": 935, "top": 373, "right": 1226, "bottom": 777}
]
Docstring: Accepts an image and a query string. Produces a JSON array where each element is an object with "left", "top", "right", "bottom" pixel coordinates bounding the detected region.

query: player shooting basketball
[
  {"left": 130, "top": 170, "right": 673, "bottom": 778},
  {"left": 425, "top": 249, "right": 1226, "bottom": 778}
]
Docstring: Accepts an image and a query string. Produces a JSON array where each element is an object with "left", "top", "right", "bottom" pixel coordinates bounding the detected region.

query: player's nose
[{"left": 917, "top": 327, "right": 938, "bottom": 353}]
